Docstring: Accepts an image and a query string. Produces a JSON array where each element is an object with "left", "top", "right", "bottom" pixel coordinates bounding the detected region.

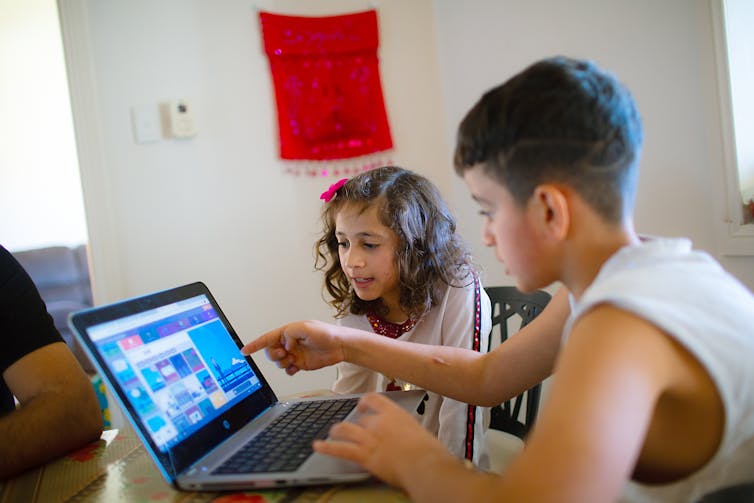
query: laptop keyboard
[{"left": 213, "top": 398, "right": 359, "bottom": 474}]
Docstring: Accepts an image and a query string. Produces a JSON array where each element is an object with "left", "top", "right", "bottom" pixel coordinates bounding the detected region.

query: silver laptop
[{"left": 68, "top": 281, "right": 425, "bottom": 491}]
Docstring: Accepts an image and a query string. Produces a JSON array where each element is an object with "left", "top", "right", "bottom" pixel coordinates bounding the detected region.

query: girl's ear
[{"left": 530, "top": 185, "right": 570, "bottom": 241}]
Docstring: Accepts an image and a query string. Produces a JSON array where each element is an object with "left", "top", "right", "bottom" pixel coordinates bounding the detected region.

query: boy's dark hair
[
  {"left": 454, "top": 56, "right": 644, "bottom": 224},
  {"left": 315, "top": 166, "right": 473, "bottom": 320}
]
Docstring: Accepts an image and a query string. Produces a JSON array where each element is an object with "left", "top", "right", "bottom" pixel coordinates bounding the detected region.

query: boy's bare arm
[
  {"left": 0, "top": 342, "right": 104, "bottom": 479},
  {"left": 243, "top": 287, "right": 569, "bottom": 406},
  {"left": 475, "top": 286, "right": 569, "bottom": 404},
  {"left": 314, "top": 304, "right": 686, "bottom": 503},
  {"left": 452, "top": 304, "right": 695, "bottom": 503}
]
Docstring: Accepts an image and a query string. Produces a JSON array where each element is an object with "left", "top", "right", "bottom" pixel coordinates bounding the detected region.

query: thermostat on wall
[{"left": 162, "top": 99, "right": 196, "bottom": 138}]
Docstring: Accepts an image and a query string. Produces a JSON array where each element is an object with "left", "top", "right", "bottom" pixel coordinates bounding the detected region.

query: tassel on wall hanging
[{"left": 259, "top": 9, "right": 394, "bottom": 177}]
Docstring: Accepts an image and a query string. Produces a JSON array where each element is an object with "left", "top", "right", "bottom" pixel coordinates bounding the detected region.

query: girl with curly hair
[{"left": 315, "top": 166, "right": 491, "bottom": 468}]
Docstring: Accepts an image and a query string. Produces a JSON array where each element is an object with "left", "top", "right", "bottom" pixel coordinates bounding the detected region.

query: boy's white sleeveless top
[{"left": 565, "top": 237, "right": 754, "bottom": 503}]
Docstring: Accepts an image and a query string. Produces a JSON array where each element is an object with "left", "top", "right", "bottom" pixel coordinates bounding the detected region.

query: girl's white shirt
[{"left": 333, "top": 272, "right": 492, "bottom": 468}]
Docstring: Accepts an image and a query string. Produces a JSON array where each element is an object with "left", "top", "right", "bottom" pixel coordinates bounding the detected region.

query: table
[{"left": 0, "top": 426, "right": 411, "bottom": 503}]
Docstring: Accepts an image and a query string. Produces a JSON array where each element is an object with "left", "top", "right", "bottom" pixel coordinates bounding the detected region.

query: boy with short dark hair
[{"left": 244, "top": 57, "right": 754, "bottom": 502}]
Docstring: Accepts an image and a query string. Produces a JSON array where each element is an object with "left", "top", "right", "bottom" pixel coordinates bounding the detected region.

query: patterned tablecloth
[{"left": 0, "top": 427, "right": 410, "bottom": 503}]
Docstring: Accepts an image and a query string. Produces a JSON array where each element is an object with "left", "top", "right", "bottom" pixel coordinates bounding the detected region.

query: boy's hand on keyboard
[
  {"left": 313, "top": 393, "right": 454, "bottom": 489},
  {"left": 242, "top": 320, "right": 345, "bottom": 376}
]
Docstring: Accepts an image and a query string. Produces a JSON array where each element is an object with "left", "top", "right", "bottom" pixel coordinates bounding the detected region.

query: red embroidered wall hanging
[{"left": 259, "top": 10, "right": 393, "bottom": 170}]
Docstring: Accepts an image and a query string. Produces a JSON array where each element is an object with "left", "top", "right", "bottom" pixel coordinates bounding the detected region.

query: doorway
[{"left": 0, "top": 0, "right": 89, "bottom": 252}]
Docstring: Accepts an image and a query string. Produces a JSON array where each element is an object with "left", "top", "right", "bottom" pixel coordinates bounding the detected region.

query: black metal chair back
[{"left": 485, "top": 286, "right": 551, "bottom": 439}]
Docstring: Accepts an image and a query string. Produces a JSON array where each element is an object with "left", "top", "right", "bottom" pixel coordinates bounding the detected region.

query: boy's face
[{"left": 463, "top": 165, "right": 552, "bottom": 292}]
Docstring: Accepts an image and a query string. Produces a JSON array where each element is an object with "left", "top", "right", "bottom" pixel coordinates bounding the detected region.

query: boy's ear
[{"left": 531, "top": 185, "right": 570, "bottom": 241}]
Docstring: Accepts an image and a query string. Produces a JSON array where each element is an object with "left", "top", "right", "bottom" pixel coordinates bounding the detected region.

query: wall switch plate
[
  {"left": 162, "top": 99, "right": 196, "bottom": 138},
  {"left": 130, "top": 104, "right": 162, "bottom": 143}
]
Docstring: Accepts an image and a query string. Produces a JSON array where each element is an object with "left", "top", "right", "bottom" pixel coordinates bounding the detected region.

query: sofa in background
[{"left": 12, "top": 244, "right": 95, "bottom": 374}]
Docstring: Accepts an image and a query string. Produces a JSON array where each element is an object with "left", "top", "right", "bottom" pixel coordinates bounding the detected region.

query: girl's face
[
  {"left": 463, "top": 166, "right": 550, "bottom": 292},
  {"left": 334, "top": 202, "right": 402, "bottom": 317}
]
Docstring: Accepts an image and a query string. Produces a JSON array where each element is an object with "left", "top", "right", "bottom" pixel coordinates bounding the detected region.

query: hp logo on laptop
[{"left": 222, "top": 419, "right": 230, "bottom": 430}]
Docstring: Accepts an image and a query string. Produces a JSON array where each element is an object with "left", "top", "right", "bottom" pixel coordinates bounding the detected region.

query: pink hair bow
[{"left": 320, "top": 178, "right": 348, "bottom": 202}]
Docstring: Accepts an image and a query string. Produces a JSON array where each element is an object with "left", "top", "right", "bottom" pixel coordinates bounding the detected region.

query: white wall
[
  {"left": 433, "top": 0, "right": 754, "bottom": 293},
  {"left": 59, "top": 0, "right": 451, "bottom": 399},
  {"left": 0, "top": 0, "right": 88, "bottom": 251}
]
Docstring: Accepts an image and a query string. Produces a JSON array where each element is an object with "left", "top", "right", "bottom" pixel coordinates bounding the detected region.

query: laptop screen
[{"left": 86, "top": 293, "right": 263, "bottom": 450}]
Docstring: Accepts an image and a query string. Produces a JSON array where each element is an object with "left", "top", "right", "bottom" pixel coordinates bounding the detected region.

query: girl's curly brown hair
[{"left": 314, "top": 166, "right": 474, "bottom": 320}]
